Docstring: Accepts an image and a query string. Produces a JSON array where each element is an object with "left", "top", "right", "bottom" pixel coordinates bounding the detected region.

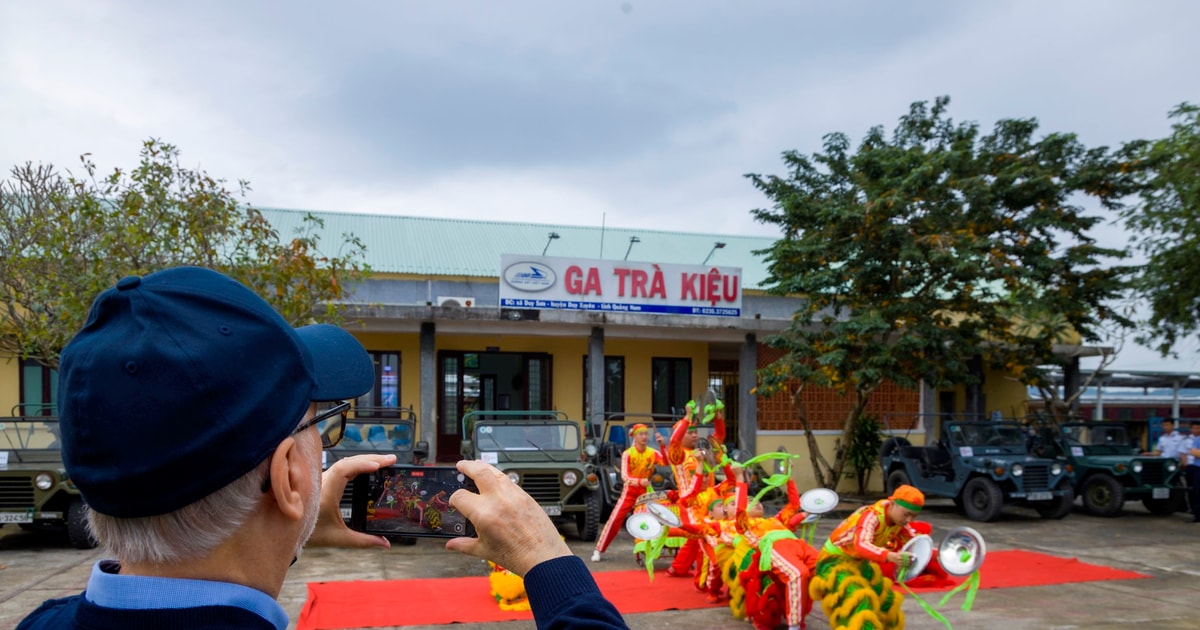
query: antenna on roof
[
  {"left": 542, "top": 231, "right": 560, "bottom": 256},
  {"left": 702, "top": 241, "right": 726, "bottom": 265},
  {"left": 624, "top": 236, "right": 640, "bottom": 261},
  {"left": 600, "top": 213, "right": 606, "bottom": 258}
]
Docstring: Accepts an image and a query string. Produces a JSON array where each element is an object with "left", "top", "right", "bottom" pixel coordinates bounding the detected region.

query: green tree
[
  {"left": 1121, "top": 103, "right": 1200, "bottom": 357},
  {"left": 0, "top": 139, "right": 370, "bottom": 369},
  {"left": 748, "top": 97, "right": 1134, "bottom": 489}
]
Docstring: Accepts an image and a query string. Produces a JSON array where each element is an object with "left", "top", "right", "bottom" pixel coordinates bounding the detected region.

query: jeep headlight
[
  {"left": 584, "top": 444, "right": 597, "bottom": 457},
  {"left": 1166, "top": 460, "right": 1178, "bottom": 472},
  {"left": 35, "top": 473, "right": 54, "bottom": 490},
  {"left": 1050, "top": 462, "right": 1063, "bottom": 476},
  {"left": 506, "top": 471, "right": 520, "bottom": 484},
  {"left": 562, "top": 471, "right": 579, "bottom": 486},
  {"left": 1132, "top": 461, "right": 1143, "bottom": 474},
  {"left": 1011, "top": 464, "right": 1024, "bottom": 477}
]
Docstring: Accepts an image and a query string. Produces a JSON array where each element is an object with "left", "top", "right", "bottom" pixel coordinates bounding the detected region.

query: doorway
[{"left": 437, "top": 351, "right": 553, "bottom": 461}]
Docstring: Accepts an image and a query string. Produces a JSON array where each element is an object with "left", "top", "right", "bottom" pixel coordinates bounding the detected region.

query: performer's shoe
[
  {"left": 590, "top": 550, "right": 602, "bottom": 562},
  {"left": 1190, "top": 516, "right": 1200, "bottom": 523},
  {"left": 666, "top": 567, "right": 692, "bottom": 578}
]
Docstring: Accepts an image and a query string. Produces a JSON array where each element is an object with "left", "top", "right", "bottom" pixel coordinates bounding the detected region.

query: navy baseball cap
[{"left": 58, "top": 266, "right": 374, "bottom": 518}]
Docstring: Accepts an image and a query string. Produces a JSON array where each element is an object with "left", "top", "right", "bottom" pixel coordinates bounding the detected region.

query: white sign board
[{"left": 499, "top": 255, "right": 742, "bottom": 317}]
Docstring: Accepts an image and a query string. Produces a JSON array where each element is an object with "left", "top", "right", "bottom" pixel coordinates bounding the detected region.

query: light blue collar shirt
[{"left": 84, "top": 560, "right": 288, "bottom": 630}]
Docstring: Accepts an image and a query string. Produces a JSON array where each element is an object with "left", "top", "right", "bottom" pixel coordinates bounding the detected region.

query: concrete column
[
  {"left": 588, "top": 327, "right": 605, "bottom": 430},
  {"left": 1063, "top": 358, "right": 1080, "bottom": 418},
  {"left": 919, "top": 380, "right": 936, "bottom": 435},
  {"left": 739, "top": 333, "right": 758, "bottom": 454},
  {"left": 420, "top": 322, "right": 436, "bottom": 455}
]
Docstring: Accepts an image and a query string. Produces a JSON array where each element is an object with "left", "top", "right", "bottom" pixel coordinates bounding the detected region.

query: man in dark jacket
[{"left": 18, "top": 267, "right": 627, "bottom": 630}]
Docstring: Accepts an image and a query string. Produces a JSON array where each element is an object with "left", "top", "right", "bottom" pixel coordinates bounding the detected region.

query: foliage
[
  {"left": 846, "top": 414, "right": 883, "bottom": 495},
  {"left": 0, "top": 139, "right": 370, "bottom": 368},
  {"left": 1120, "top": 103, "right": 1200, "bottom": 357},
  {"left": 748, "top": 96, "right": 1136, "bottom": 488}
]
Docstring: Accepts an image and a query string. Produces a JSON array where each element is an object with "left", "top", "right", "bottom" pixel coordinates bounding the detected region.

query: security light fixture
[
  {"left": 542, "top": 231, "right": 560, "bottom": 256},
  {"left": 624, "top": 236, "right": 640, "bottom": 261},
  {"left": 702, "top": 241, "right": 726, "bottom": 265}
]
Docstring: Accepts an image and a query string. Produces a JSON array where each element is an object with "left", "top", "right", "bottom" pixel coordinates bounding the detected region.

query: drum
[{"left": 635, "top": 490, "right": 670, "bottom": 506}]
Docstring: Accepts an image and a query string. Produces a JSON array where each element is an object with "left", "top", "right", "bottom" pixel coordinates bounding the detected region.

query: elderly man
[{"left": 18, "top": 267, "right": 626, "bottom": 630}]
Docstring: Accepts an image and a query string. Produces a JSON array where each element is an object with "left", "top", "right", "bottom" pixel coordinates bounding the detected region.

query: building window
[
  {"left": 19, "top": 359, "right": 58, "bottom": 416},
  {"left": 651, "top": 357, "right": 691, "bottom": 415},
  {"left": 356, "top": 352, "right": 400, "bottom": 416},
  {"left": 583, "top": 356, "right": 625, "bottom": 421}
]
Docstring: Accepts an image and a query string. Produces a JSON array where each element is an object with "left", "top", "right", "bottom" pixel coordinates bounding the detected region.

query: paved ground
[{"left": 1, "top": 498, "right": 1197, "bottom": 629}]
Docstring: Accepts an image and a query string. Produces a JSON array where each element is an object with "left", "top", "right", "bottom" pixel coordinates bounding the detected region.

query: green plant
[{"left": 847, "top": 414, "right": 884, "bottom": 495}]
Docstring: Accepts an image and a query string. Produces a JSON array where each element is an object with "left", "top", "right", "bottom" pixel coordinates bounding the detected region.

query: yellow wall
[
  {"left": 754, "top": 431, "right": 928, "bottom": 494},
  {"left": 0, "top": 357, "right": 20, "bottom": 417},
  {"left": 934, "top": 365, "right": 1029, "bottom": 419},
  {"left": 369, "top": 332, "right": 710, "bottom": 419}
]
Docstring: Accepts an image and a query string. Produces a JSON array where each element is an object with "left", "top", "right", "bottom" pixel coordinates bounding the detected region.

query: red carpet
[
  {"left": 901, "top": 549, "right": 1148, "bottom": 592},
  {"left": 296, "top": 550, "right": 1148, "bottom": 629}
]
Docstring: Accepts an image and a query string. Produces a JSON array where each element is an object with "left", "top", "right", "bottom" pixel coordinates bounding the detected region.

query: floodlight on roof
[{"left": 702, "top": 241, "right": 726, "bottom": 265}]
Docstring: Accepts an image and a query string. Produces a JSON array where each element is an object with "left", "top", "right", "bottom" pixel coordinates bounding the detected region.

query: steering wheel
[{"left": 986, "top": 437, "right": 1005, "bottom": 446}]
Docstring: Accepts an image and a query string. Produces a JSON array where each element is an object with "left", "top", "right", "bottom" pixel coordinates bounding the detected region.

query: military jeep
[
  {"left": 460, "top": 410, "right": 603, "bottom": 541},
  {"left": 0, "top": 410, "right": 95, "bottom": 548},
  {"left": 881, "top": 419, "right": 1074, "bottom": 522},
  {"left": 1030, "top": 420, "right": 1185, "bottom": 517},
  {"left": 323, "top": 405, "right": 428, "bottom": 541},
  {"left": 592, "top": 413, "right": 685, "bottom": 516}
]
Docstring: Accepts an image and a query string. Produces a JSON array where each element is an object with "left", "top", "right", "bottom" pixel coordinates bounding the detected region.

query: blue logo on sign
[{"left": 503, "top": 261, "right": 557, "bottom": 292}]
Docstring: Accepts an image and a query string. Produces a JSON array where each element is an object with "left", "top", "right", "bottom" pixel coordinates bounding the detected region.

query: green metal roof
[{"left": 257, "top": 207, "right": 779, "bottom": 288}]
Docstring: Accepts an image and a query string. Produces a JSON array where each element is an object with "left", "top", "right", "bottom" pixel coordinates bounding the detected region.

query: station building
[{"left": 2, "top": 207, "right": 1062, "bottom": 490}]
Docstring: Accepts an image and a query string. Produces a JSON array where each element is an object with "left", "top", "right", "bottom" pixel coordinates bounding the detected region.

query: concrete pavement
[{"left": 2, "top": 498, "right": 1197, "bottom": 629}]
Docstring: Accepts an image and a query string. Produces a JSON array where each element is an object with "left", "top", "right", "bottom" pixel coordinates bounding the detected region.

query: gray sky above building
[{"left": 2, "top": 0, "right": 1197, "bottom": 372}]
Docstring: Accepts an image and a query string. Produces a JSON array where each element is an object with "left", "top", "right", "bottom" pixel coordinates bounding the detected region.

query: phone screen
[{"left": 350, "top": 465, "right": 477, "bottom": 538}]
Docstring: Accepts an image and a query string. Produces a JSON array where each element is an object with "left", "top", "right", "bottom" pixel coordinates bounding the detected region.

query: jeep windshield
[
  {"left": 1061, "top": 423, "right": 1133, "bottom": 454},
  {"left": 947, "top": 422, "right": 1028, "bottom": 450},
  {"left": 1, "top": 418, "right": 64, "bottom": 464},
  {"left": 475, "top": 422, "right": 581, "bottom": 452}
]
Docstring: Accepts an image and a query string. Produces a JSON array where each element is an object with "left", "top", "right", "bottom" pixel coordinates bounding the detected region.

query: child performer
[{"left": 592, "top": 424, "right": 666, "bottom": 562}]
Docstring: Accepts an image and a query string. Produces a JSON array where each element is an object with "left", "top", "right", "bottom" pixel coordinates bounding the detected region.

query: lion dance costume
[{"left": 809, "top": 484, "right": 925, "bottom": 630}]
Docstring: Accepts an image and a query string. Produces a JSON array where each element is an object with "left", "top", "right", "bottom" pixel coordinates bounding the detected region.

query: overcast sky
[{"left": 2, "top": 1, "right": 1197, "bottom": 373}]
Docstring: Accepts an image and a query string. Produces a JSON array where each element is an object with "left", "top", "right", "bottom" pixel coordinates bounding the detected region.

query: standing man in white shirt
[
  {"left": 1145, "top": 418, "right": 1188, "bottom": 461},
  {"left": 1185, "top": 420, "right": 1200, "bottom": 524}
]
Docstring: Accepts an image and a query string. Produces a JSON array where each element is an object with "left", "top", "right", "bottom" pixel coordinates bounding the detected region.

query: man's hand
[
  {"left": 445, "top": 459, "right": 572, "bottom": 577},
  {"left": 306, "top": 454, "right": 396, "bottom": 549}
]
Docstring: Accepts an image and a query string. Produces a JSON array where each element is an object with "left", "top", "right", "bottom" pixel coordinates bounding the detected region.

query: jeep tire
[
  {"left": 576, "top": 489, "right": 602, "bottom": 542},
  {"left": 1081, "top": 474, "right": 1124, "bottom": 517},
  {"left": 67, "top": 498, "right": 97, "bottom": 549},
  {"left": 879, "top": 437, "right": 911, "bottom": 461},
  {"left": 1142, "top": 479, "right": 1185, "bottom": 516},
  {"left": 886, "top": 469, "right": 911, "bottom": 495},
  {"left": 1034, "top": 479, "right": 1074, "bottom": 519},
  {"left": 961, "top": 477, "right": 1004, "bottom": 522}
]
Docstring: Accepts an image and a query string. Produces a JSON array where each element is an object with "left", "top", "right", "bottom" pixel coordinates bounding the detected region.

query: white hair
[{"left": 86, "top": 459, "right": 268, "bottom": 565}]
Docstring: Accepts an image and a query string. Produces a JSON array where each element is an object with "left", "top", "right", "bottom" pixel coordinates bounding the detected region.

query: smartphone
[{"left": 350, "top": 465, "right": 478, "bottom": 538}]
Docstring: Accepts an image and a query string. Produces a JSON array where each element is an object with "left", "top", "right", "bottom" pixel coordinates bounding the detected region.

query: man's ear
[{"left": 268, "top": 437, "right": 307, "bottom": 522}]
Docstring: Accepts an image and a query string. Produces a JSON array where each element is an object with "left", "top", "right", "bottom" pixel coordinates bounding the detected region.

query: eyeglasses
[{"left": 291, "top": 401, "right": 351, "bottom": 449}]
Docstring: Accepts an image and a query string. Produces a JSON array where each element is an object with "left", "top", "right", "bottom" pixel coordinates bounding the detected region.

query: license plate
[
  {"left": 1027, "top": 491, "right": 1052, "bottom": 501},
  {"left": 542, "top": 505, "right": 562, "bottom": 516},
  {"left": 340, "top": 507, "right": 352, "bottom": 520},
  {"left": 0, "top": 511, "right": 33, "bottom": 524},
  {"left": 1153, "top": 487, "right": 1169, "bottom": 499}
]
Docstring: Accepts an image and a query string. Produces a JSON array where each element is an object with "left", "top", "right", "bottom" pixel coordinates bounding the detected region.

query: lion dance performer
[
  {"left": 655, "top": 398, "right": 727, "bottom": 578},
  {"left": 809, "top": 484, "right": 925, "bottom": 630},
  {"left": 592, "top": 423, "right": 665, "bottom": 562}
]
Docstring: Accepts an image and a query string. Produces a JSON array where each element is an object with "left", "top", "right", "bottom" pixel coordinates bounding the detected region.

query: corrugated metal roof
[{"left": 257, "top": 207, "right": 779, "bottom": 288}]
